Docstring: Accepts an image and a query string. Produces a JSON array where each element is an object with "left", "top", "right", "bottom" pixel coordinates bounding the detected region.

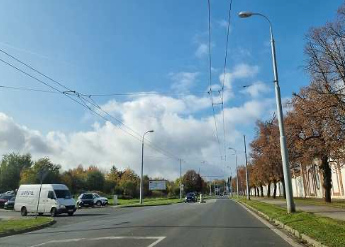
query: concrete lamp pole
[
  {"left": 243, "top": 135, "right": 250, "bottom": 200},
  {"left": 228, "top": 147, "right": 239, "bottom": 198},
  {"left": 140, "top": 130, "right": 154, "bottom": 205},
  {"left": 179, "top": 159, "right": 183, "bottom": 201},
  {"left": 238, "top": 11, "right": 295, "bottom": 213}
]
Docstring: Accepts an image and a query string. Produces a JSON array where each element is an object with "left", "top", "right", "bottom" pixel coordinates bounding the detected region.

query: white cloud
[
  {"left": 169, "top": 72, "right": 199, "bottom": 92},
  {"left": 195, "top": 43, "right": 208, "bottom": 58},
  {"left": 0, "top": 92, "right": 274, "bottom": 180},
  {"left": 0, "top": 63, "right": 274, "bottom": 180},
  {"left": 241, "top": 81, "right": 271, "bottom": 98}
]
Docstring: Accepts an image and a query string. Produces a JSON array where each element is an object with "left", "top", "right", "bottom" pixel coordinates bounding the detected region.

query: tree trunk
[
  {"left": 267, "top": 183, "right": 271, "bottom": 197},
  {"left": 280, "top": 176, "right": 286, "bottom": 199},
  {"left": 273, "top": 181, "right": 277, "bottom": 199},
  {"left": 256, "top": 187, "right": 259, "bottom": 197},
  {"left": 320, "top": 155, "right": 332, "bottom": 203},
  {"left": 260, "top": 185, "right": 264, "bottom": 197}
]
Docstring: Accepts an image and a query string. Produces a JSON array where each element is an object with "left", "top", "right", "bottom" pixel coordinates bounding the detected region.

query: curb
[
  {"left": 111, "top": 201, "right": 182, "bottom": 208},
  {"left": 0, "top": 219, "right": 56, "bottom": 238},
  {"left": 236, "top": 200, "right": 328, "bottom": 247}
]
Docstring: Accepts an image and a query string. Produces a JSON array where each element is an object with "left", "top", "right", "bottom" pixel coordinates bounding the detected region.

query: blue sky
[{"left": 0, "top": 0, "right": 343, "bottom": 178}]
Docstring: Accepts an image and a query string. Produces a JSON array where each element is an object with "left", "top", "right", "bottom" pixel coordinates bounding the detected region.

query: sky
[{"left": 0, "top": 0, "right": 343, "bottom": 180}]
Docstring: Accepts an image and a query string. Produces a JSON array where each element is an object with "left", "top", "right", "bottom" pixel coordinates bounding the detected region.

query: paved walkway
[{"left": 251, "top": 197, "right": 345, "bottom": 221}]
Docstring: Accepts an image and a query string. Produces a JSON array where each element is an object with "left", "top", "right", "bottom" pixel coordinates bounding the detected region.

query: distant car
[
  {"left": 0, "top": 194, "right": 13, "bottom": 208},
  {"left": 92, "top": 193, "right": 108, "bottom": 206},
  {"left": 77, "top": 193, "right": 95, "bottom": 208},
  {"left": 4, "top": 197, "right": 15, "bottom": 210},
  {"left": 184, "top": 192, "right": 197, "bottom": 203}
]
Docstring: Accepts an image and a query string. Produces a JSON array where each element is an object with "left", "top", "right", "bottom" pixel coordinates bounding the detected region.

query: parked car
[
  {"left": 4, "top": 197, "right": 15, "bottom": 210},
  {"left": 77, "top": 193, "right": 95, "bottom": 208},
  {"left": 184, "top": 192, "right": 197, "bottom": 203},
  {"left": 92, "top": 193, "right": 108, "bottom": 206},
  {"left": 0, "top": 194, "right": 14, "bottom": 208},
  {"left": 15, "top": 184, "right": 76, "bottom": 216}
]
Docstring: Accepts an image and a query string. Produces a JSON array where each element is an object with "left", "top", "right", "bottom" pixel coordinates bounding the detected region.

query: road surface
[{"left": 0, "top": 198, "right": 296, "bottom": 247}]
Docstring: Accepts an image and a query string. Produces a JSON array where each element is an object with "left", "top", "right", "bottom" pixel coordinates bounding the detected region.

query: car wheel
[
  {"left": 50, "top": 208, "right": 57, "bottom": 217},
  {"left": 96, "top": 201, "right": 102, "bottom": 207},
  {"left": 21, "top": 207, "right": 27, "bottom": 216},
  {"left": 38, "top": 213, "right": 44, "bottom": 216},
  {"left": 68, "top": 212, "right": 74, "bottom": 216}
]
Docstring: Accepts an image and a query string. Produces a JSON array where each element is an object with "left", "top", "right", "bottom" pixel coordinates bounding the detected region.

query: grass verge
[
  {"left": 0, "top": 217, "right": 53, "bottom": 236},
  {"left": 237, "top": 198, "right": 345, "bottom": 247},
  {"left": 108, "top": 197, "right": 181, "bottom": 207}
]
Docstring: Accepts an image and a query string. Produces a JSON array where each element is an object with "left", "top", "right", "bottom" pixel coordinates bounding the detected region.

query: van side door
[
  {"left": 45, "top": 191, "right": 56, "bottom": 212},
  {"left": 38, "top": 190, "right": 47, "bottom": 213}
]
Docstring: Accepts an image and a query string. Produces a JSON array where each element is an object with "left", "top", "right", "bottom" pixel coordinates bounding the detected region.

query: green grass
[
  {"left": 294, "top": 197, "right": 345, "bottom": 209},
  {"left": 252, "top": 196, "right": 345, "bottom": 209},
  {"left": 238, "top": 198, "right": 345, "bottom": 247},
  {"left": 108, "top": 197, "right": 182, "bottom": 207},
  {"left": 0, "top": 217, "right": 53, "bottom": 235}
]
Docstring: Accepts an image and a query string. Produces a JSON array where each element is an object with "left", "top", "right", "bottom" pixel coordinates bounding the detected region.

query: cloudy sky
[{"left": 0, "top": 0, "right": 342, "bottom": 180}]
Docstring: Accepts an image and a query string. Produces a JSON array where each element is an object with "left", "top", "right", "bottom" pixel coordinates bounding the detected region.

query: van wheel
[
  {"left": 50, "top": 208, "right": 57, "bottom": 217},
  {"left": 21, "top": 207, "right": 27, "bottom": 216},
  {"left": 96, "top": 201, "right": 102, "bottom": 206},
  {"left": 68, "top": 212, "right": 74, "bottom": 216}
]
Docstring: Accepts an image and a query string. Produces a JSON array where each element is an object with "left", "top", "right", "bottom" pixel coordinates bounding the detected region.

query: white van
[{"left": 15, "top": 184, "right": 76, "bottom": 217}]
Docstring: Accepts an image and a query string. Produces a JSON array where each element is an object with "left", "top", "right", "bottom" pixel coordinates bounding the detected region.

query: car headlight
[{"left": 59, "top": 205, "right": 66, "bottom": 209}]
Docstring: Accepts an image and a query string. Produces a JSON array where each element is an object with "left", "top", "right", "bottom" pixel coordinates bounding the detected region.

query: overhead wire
[
  {"left": 0, "top": 51, "right": 180, "bottom": 161},
  {"left": 207, "top": 0, "right": 223, "bottom": 162},
  {"left": 220, "top": 0, "right": 234, "bottom": 164}
]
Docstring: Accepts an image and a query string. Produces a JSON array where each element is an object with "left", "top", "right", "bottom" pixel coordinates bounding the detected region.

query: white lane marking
[
  {"left": 29, "top": 236, "right": 166, "bottom": 247},
  {"left": 237, "top": 202, "right": 304, "bottom": 247}
]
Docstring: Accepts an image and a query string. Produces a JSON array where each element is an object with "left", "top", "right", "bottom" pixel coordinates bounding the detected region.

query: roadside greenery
[
  {"left": 238, "top": 199, "right": 345, "bottom": 247},
  {"left": 0, "top": 153, "right": 216, "bottom": 199},
  {"left": 0, "top": 217, "right": 53, "bottom": 235},
  {"left": 113, "top": 198, "right": 181, "bottom": 207}
]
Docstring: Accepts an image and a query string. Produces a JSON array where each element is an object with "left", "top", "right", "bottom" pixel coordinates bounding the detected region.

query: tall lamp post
[
  {"left": 238, "top": 11, "right": 295, "bottom": 212},
  {"left": 229, "top": 147, "right": 239, "bottom": 198},
  {"left": 140, "top": 130, "right": 154, "bottom": 205}
]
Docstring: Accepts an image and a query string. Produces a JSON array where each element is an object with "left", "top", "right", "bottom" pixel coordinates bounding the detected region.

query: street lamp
[
  {"left": 228, "top": 147, "right": 239, "bottom": 198},
  {"left": 238, "top": 11, "right": 295, "bottom": 213},
  {"left": 140, "top": 130, "right": 154, "bottom": 205}
]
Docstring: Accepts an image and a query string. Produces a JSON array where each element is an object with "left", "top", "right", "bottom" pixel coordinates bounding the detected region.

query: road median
[
  {"left": 235, "top": 198, "right": 345, "bottom": 247},
  {"left": 111, "top": 198, "right": 182, "bottom": 208},
  {"left": 0, "top": 217, "right": 55, "bottom": 238}
]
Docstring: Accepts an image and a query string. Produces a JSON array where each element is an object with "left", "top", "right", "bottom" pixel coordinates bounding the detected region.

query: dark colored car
[
  {"left": 184, "top": 192, "right": 197, "bottom": 203},
  {"left": 0, "top": 194, "right": 13, "bottom": 208},
  {"left": 77, "top": 193, "right": 95, "bottom": 208},
  {"left": 4, "top": 197, "right": 15, "bottom": 210}
]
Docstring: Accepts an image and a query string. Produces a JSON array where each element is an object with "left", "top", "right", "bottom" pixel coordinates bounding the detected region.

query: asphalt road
[{"left": 0, "top": 198, "right": 296, "bottom": 247}]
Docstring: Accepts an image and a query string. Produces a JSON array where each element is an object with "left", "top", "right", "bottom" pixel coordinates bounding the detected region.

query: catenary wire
[{"left": 0, "top": 55, "right": 180, "bottom": 161}]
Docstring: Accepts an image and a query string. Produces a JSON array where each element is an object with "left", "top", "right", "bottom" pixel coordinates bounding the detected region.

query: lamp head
[
  {"left": 238, "top": 11, "right": 253, "bottom": 18},
  {"left": 148, "top": 130, "right": 154, "bottom": 133}
]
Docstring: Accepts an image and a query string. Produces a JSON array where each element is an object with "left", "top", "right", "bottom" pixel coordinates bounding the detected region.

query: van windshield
[{"left": 54, "top": 190, "right": 71, "bottom": 199}]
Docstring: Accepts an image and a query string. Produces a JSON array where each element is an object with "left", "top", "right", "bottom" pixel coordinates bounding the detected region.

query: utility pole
[
  {"left": 244, "top": 135, "right": 250, "bottom": 200},
  {"left": 179, "top": 159, "right": 182, "bottom": 201}
]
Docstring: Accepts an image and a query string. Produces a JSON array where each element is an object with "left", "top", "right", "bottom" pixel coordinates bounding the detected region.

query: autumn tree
[
  {"left": 299, "top": 3, "right": 345, "bottom": 202},
  {"left": 250, "top": 119, "right": 285, "bottom": 198},
  {"left": 182, "top": 170, "right": 204, "bottom": 193},
  {"left": 20, "top": 158, "right": 61, "bottom": 184},
  {"left": 0, "top": 153, "right": 32, "bottom": 192}
]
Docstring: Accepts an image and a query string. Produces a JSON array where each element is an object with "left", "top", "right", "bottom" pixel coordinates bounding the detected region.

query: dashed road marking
[{"left": 29, "top": 236, "right": 166, "bottom": 247}]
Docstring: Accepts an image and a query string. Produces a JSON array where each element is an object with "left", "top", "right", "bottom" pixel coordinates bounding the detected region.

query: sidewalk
[{"left": 251, "top": 197, "right": 345, "bottom": 221}]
